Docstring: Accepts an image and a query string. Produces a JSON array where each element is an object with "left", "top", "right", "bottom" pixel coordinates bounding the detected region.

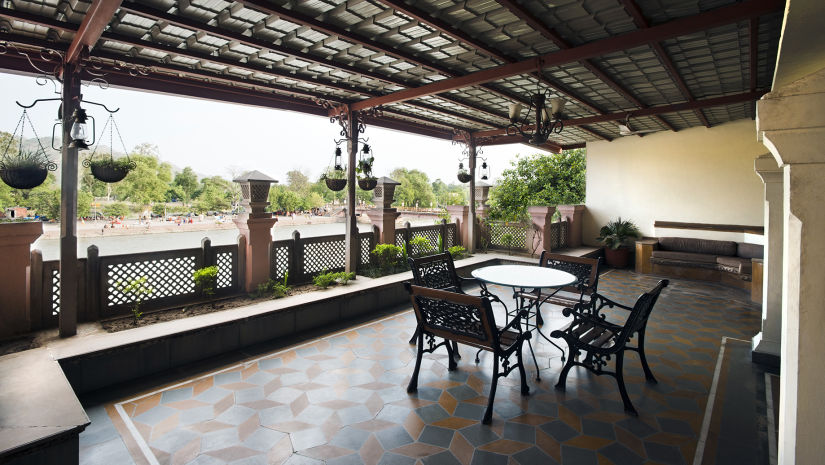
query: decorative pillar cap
[
  {"left": 233, "top": 170, "right": 278, "bottom": 184},
  {"left": 376, "top": 176, "right": 400, "bottom": 186}
]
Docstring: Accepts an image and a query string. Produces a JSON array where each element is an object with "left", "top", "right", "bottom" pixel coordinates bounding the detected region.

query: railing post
[
  {"left": 440, "top": 219, "right": 447, "bottom": 252},
  {"left": 291, "top": 230, "right": 302, "bottom": 283},
  {"left": 528, "top": 206, "right": 557, "bottom": 256},
  {"left": 85, "top": 246, "right": 100, "bottom": 322},
  {"left": 237, "top": 235, "right": 247, "bottom": 292},
  {"left": 403, "top": 221, "right": 412, "bottom": 255},
  {"left": 201, "top": 237, "right": 213, "bottom": 268},
  {"left": 29, "top": 249, "right": 43, "bottom": 331},
  {"left": 371, "top": 225, "right": 379, "bottom": 265},
  {"left": 0, "top": 221, "right": 43, "bottom": 337}
]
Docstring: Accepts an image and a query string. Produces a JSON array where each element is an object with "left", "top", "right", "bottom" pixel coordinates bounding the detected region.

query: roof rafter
[
  {"left": 65, "top": 0, "right": 123, "bottom": 63},
  {"left": 473, "top": 91, "right": 766, "bottom": 138},
  {"left": 350, "top": 0, "right": 782, "bottom": 112},
  {"left": 617, "top": 0, "right": 710, "bottom": 127},
  {"left": 495, "top": 0, "right": 675, "bottom": 132}
]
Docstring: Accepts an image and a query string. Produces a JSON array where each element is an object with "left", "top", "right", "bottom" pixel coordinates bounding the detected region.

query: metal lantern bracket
[{"left": 13, "top": 97, "right": 119, "bottom": 150}]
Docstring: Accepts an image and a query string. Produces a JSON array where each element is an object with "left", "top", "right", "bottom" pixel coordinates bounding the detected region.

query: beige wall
[{"left": 583, "top": 119, "right": 767, "bottom": 245}]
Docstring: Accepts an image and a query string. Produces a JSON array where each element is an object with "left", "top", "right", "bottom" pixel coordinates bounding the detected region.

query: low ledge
[{"left": 0, "top": 349, "right": 89, "bottom": 462}]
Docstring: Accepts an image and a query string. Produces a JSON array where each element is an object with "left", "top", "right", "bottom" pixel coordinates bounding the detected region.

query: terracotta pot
[{"left": 603, "top": 246, "right": 632, "bottom": 268}]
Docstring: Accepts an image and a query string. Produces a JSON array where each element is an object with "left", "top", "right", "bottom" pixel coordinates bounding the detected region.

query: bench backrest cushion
[
  {"left": 658, "top": 237, "right": 736, "bottom": 256},
  {"left": 407, "top": 285, "right": 496, "bottom": 348},
  {"left": 736, "top": 242, "right": 764, "bottom": 259},
  {"left": 409, "top": 253, "right": 462, "bottom": 293}
]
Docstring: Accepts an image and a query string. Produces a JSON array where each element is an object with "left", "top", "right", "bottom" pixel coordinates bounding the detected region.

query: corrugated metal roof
[{"left": 0, "top": 0, "right": 783, "bottom": 148}]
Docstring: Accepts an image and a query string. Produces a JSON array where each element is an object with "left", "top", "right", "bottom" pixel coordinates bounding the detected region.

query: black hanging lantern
[
  {"left": 457, "top": 161, "right": 471, "bottom": 183},
  {"left": 84, "top": 112, "right": 136, "bottom": 183},
  {"left": 322, "top": 146, "right": 347, "bottom": 191},
  {"left": 0, "top": 108, "right": 57, "bottom": 190},
  {"left": 68, "top": 107, "right": 91, "bottom": 150},
  {"left": 480, "top": 159, "right": 490, "bottom": 181},
  {"left": 357, "top": 143, "right": 377, "bottom": 191},
  {"left": 506, "top": 81, "right": 566, "bottom": 146}
]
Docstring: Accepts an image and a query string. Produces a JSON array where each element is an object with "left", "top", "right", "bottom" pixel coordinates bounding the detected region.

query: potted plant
[
  {"left": 597, "top": 217, "right": 641, "bottom": 268},
  {"left": 321, "top": 166, "right": 346, "bottom": 191},
  {"left": 356, "top": 146, "right": 377, "bottom": 191},
  {"left": 457, "top": 162, "right": 471, "bottom": 183},
  {"left": 89, "top": 157, "right": 134, "bottom": 183},
  {"left": 0, "top": 150, "right": 50, "bottom": 189}
]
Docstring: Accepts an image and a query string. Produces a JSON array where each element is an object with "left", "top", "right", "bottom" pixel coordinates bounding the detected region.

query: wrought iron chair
[
  {"left": 405, "top": 283, "right": 531, "bottom": 424},
  {"left": 516, "top": 252, "right": 602, "bottom": 327},
  {"left": 407, "top": 252, "right": 480, "bottom": 346},
  {"left": 550, "top": 279, "right": 668, "bottom": 416}
]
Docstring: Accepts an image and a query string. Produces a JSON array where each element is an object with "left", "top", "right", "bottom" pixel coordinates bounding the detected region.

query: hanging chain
[{"left": 2, "top": 111, "right": 26, "bottom": 161}]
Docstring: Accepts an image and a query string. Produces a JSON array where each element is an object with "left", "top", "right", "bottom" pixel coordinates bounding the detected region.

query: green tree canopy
[
  {"left": 285, "top": 170, "right": 310, "bottom": 195},
  {"left": 390, "top": 168, "right": 435, "bottom": 208},
  {"left": 173, "top": 167, "right": 199, "bottom": 205},
  {"left": 488, "top": 148, "right": 586, "bottom": 221},
  {"left": 113, "top": 152, "right": 173, "bottom": 206}
]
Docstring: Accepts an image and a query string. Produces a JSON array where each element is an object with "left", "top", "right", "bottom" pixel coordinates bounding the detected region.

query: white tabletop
[{"left": 471, "top": 265, "right": 577, "bottom": 289}]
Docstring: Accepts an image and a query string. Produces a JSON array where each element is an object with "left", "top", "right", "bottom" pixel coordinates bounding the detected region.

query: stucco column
[
  {"left": 528, "top": 206, "right": 557, "bottom": 254},
  {"left": 0, "top": 221, "right": 43, "bottom": 337},
  {"left": 756, "top": 66, "right": 825, "bottom": 465},
  {"left": 445, "top": 205, "right": 469, "bottom": 247},
  {"left": 751, "top": 154, "right": 783, "bottom": 365},
  {"left": 556, "top": 205, "right": 586, "bottom": 248}
]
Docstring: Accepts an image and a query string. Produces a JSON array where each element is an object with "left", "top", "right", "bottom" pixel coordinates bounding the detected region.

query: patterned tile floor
[{"left": 79, "top": 270, "right": 763, "bottom": 465}]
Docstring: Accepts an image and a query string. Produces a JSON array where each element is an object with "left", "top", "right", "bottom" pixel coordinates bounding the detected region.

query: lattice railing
[
  {"left": 271, "top": 239, "right": 291, "bottom": 282},
  {"left": 446, "top": 223, "right": 457, "bottom": 248},
  {"left": 302, "top": 235, "right": 346, "bottom": 278},
  {"left": 213, "top": 245, "right": 238, "bottom": 290},
  {"left": 550, "top": 221, "right": 569, "bottom": 250},
  {"left": 409, "top": 225, "right": 441, "bottom": 256},
  {"left": 485, "top": 221, "right": 529, "bottom": 250}
]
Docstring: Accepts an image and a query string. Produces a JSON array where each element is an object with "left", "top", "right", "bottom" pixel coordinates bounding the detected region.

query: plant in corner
[
  {"left": 597, "top": 217, "right": 642, "bottom": 268},
  {"left": 409, "top": 235, "right": 434, "bottom": 257},
  {"left": 117, "top": 276, "right": 153, "bottom": 325},
  {"left": 356, "top": 145, "right": 377, "bottom": 191},
  {"left": 193, "top": 266, "right": 219, "bottom": 306}
]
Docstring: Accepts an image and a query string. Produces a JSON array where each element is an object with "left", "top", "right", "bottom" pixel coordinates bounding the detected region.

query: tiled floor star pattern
[{"left": 83, "top": 269, "right": 762, "bottom": 465}]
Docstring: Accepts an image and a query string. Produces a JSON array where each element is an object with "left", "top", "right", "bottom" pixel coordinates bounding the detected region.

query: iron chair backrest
[
  {"left": 406, "top": 284, "right": 498, "bottom": 350},
  {"left": 539, "top": 251, "right": 601, "bottom": 295},
  {"left": 408, "top": 252, "right": 464, "bottom": 293},
  {"left": 609, "top": 280, "right": 668, "bottom": 350}
]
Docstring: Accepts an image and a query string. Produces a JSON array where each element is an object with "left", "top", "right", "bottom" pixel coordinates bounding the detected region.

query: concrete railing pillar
[
  {"left": 556, "top": 204, "right": 586, "bottom": 248},
  {"left": 751, "top": 154, "right": 783, "bottom": 366},
  {"left": 233, "top": 171, "right": 278, "bottom": 292},
  {"left": 528, "top": 206, "right": 557, "bottom": 254},
  {"left": 445, "top": 205, "right": 469, "bottom": 247},
  {"left": 0, "top": 221, "right": 43, "bottom": 338},
  {"left": 756, "top": 66, "right": 825, "bottom": 464}
]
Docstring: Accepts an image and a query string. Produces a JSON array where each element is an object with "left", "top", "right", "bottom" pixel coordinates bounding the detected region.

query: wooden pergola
[{"left": 0, "top": 0, "right": 783, "bottom": 336}]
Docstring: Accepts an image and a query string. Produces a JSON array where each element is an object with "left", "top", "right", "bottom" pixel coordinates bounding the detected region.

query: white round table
[{"left": 471, "top": 264, "right": 576, "bottom": 289}]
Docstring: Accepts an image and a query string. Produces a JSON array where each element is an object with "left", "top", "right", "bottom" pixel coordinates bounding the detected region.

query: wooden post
[
  {"left": 236, "top": 235, "right": 247, "bottom": 291},
  {"left": 59, "top": 61, "right": 81, "bottom": 337},
  {"left": 467, "top": 138, "right": 477, "bottom": 253},
  {"left": 85, "top": 245, "right": 100, "bottom": 322},
  {"left": 201, "top": 237, "right": 214, "bottom": 268},
  {"left": 440, "top": 219, "right": 448, "bottom": 252},
  {"left": 291, "top": 230, "right": 302, "bottom": 283},
  {"left": 344, "top": 107, "right": 359, "bottom": 274},
  {"left": 29, "top": 249, "right": 43, "bottom": 331}
]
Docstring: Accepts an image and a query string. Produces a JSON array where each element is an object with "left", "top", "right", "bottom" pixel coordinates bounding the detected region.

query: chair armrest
[
  {"left": 500, "top": 310, "right": 529, "bottom": 334},
  {"left": 591, "top": 293, "right": 633, "bottom": 312},
  {"left": 456, "top": 275, "right": 479, "bottom": 292}
]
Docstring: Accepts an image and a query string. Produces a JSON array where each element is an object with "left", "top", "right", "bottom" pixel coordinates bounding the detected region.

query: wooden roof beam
[
  {"left": 618, "top": 0, "right": 709, "bottom": 127},
  {"left": 472, "top": 90, "right": 766, "bottom": 138},
  {"left": 351, "top": 0, "right": 781, "bottom": 112},
  {"left": 65, "top": 0, "right": 122, "bottom": 64},
  {"left": 496, "top": 0, "right": 674, "bottom": 131}
]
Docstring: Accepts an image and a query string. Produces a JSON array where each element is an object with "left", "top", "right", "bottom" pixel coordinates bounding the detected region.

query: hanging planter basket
[
  {"left": 0, "top": 163, "right": 50, "bottom": 190},
  {"left": 88, "top": 159, "right": 135, "bottom": 183},
  {"left": 457, "top": 172, "right": 472, "bottom": 183},
  {"left": 358, "top": 177, "right": 377, "bottom": 191},
  {"left": 85, "top": 113, "right": 134, "bottom": 183},
  {"left": 325, "top": 177, "right": 347, "bottom": 191}
]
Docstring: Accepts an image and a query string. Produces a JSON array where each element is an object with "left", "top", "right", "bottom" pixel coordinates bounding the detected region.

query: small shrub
[
  {"left": 372, "top": 243, "right": 403, "bottom": 271},
  {"left": 501, "top": 233, "right": 515, "bottom": 255},
  {"left": 253, "top": 272, "right": 290, "bottom": 299},
  {"left": 117, "top": 276, "right": 153, "bottom": 324},
  {"left": 270, "top": 282, "right": 289, "bottom": 298},
  {"left": 409, "top": 235, "right": 433, "bottom": 257},
  {"left": 313, "top": 270, "right": 356, "bottom": 288},
  {"left": 447, "top": 245, "right": 466, "bottom": 260},
  {"left": 193, "top": 266, "right": 219, "bottom": 298}
]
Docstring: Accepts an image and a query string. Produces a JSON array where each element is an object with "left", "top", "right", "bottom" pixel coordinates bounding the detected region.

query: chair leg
[
  {"left": 555, "top": 348, "right": 578, "bottom": 391},
  {"left": 445, "top": 339, "right": 457, "bottom": 371},
  {"left": 615, "top": 352, "right": 638, "bottom": 416},
  {"left": 535, "top": 303, "right": 544, "bottom": 327},
  {"left": 408, "top": 325, "right": 419, "bottom": 344},
  {"left": 474, "top": 348, "right": 483, "bottom": 364},
  {"left": 407, "top": 331, "right": 424, "bottom": 393},
  {"left": 637, "top": 329, "right": 657, "bottom": 383},
  {"left": 452, "top": 341, "right": 461, "bottom": 361},
  {"left": 483, "top": 354, "right": 500, "bottom": 425},
  {"left": 525, "top": 337, "right": 541, "bottom": 381},
  {"left": 516, "top": 344, "right": 530, "bottom": 396}
]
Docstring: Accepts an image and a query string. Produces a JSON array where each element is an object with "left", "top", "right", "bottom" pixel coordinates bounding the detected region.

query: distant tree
[
  {"left": 103, "top": 202, "right": 129, "bottom": 217},
  {"left": 173, "top": 167, "right": 199, "bottom": 205},
  {"left": 432, "top": 178, "right": 467, "bottom": 207},
  {"left": 303, "top": 192, "right": 326, "bottom": 210},
  {"left": 77, "top": 190, "right": 93, "bottom": 218},
  {"left": 488, "top": 149, "right": 586, "bottom": 221},
  {"left": 114, "top": 153, "right": 173, "bottom": 206},
  {"left": 193, "top": 176, "right": 231, "bottom": 212},
  {"left": 390, "top": 168, "right": 434, "bottom": 208},
  {"left": 286, "top": 170, "right": 310, "bottom": 194}
]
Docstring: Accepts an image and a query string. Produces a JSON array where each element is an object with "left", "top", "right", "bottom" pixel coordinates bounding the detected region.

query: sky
[{"left": 0, "top": 72, "right": 547, "bottom": 185}]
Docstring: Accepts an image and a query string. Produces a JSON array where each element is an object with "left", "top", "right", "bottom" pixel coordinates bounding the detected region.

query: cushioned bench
[{"left": 636, "top": 237, "right": 763, "bottom": 296}]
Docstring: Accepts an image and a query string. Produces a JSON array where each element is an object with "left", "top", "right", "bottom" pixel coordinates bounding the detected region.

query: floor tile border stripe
[
  {"left": 113, "top": 310, "right": 412, "bottom": 465},
  {"left": 692, "top": 336, "right": 727, "bottom": 465}
]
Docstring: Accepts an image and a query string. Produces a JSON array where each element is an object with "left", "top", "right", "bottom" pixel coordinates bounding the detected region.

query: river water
[{"left": 32, "top": 221, "right": 432, "bottom": 261}]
